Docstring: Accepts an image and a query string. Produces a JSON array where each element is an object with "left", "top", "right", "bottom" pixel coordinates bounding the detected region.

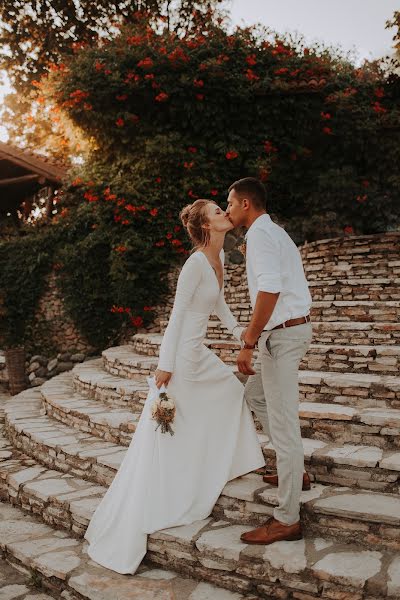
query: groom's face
[{"left": 226, "top": 190, "right": 246, "bottom": 227}]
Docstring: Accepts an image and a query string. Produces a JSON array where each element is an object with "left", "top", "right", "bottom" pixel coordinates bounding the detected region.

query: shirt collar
[{"left": 244, "top": 213, "right": 271, "bottom": 240}]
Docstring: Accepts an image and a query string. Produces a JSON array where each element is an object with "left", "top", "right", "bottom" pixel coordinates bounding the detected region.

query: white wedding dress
[{"left": 85, "top": 249, "right": 264, "bottom": 574}]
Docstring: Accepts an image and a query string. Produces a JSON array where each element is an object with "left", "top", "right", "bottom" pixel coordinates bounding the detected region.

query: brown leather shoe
[
  {"left": 263, "top": 471, "right": 311, "bottom": 491},
  {"left": 240, "top": 517, "right": 302, "bottom": 545}
]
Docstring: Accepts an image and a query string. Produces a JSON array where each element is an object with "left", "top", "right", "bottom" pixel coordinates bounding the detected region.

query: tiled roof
[{"left": 0, "top": 141, "right": 67, "bottom": 183}]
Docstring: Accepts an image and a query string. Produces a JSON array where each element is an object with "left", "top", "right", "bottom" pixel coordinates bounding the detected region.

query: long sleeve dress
[{"left": 84, "top": 249, "right": 264, "bottom": 574}]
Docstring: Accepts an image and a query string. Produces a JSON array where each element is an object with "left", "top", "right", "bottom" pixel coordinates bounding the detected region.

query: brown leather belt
[{"left": 272, "top": 315, "right": 311, "bottom": 331}]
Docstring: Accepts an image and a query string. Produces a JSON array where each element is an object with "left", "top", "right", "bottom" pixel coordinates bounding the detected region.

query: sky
[
  {"left": 229, "top": 0, "right": 398, "bottom": 63},
  {"left": 0, "top": 0, "right": 398, "bottom": 142}
]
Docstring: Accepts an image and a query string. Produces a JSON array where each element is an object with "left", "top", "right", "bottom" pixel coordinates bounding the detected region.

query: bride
[{"left": 84, "top": 198, "right": 265, "bottom": 574}]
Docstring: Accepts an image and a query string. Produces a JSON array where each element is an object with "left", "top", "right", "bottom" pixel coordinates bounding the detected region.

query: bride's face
[{"left": 205, "top": 202, "right": 234, "bottom": 234}]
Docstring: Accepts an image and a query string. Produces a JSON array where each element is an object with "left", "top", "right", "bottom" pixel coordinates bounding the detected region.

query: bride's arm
[
  {"left": 157, "top": 254, "right": 203, "bottom": 373},
  {"left": 213, "top": 250, "right": 244, "bottom": 341}
]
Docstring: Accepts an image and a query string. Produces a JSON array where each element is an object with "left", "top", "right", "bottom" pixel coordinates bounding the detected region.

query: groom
[{"left": 226, "top": 177, "right": 312, "bottom": 545}]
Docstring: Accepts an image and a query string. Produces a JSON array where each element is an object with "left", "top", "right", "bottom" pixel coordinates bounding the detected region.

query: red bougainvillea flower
[
  {"left": 69, "top": 89, "right": 90, "bottom": 102},
  {"left": 83, "top": 103, "right": 93, "bottom": 110},
  {"left": 131, "top": 316, "right": 143, "bottom": 327},
  {"left": 274, "top": 68, "right": 289, "bottom": 75},
  {"left": 168, "top": 47, "right": 189, "bottom": 63},
  {"left": 183, "top": 161, "right": 194, "bottom": 169},
  {"left": 172, "top": 239, "right": 183, "bottom": 246},
  {"left": 145, "top": 73, "right": 155, "bottom": 80},
  {"left": 154, "top": 240, "right": 165, "bottom": 247},
  {"left": 188, "top": 190, "right": 198, "bottom": 198},
  {"left": 322, "top": 126, "right": 332, "bottom": 135},
  {"left": 196, "top": 93, "right": 204, "bottom": 101},
  {"left": 104, "top": 188, "right": 117, "bottom": 201},
  {"left": 116, "top": 94, "right": 128, "bottom": 101},
  {"left": 194, "top": 79, "right": 204, "bottom": 87},
  {"left": 110, "top": 305, "right": 126, "bottom": 313},
  {"left": 216, "top": 54, "right": 229, "bottom": 64},
  {"left": 116, "top": 117, "right": 125, "bottom": 127},
  {"left": 374, "top": 87, "right": 385, "bottom": 98},
  {"left": 226, "top": 150, "right": 238, "bottom": 160},
  {"left": 122, "top": 219, "right": 130, "bottom": 225},
  {"left": 150, "top": 208, "right": 158, "bottom": 216},
  {"left": 114, "top": 215, "right": 122, "bottom": 222},
  {"left": 127, "top": 35, "right": 142, "bottom": 46},
  {"left": 188, "top": 147, "right": 197, "bottom": 153},
  {"left": 125, "top": 204, "right": 137, "bottom": 212},
  {"left": 174, "top": 225, "right": 181, "bottom": 232},
  {"left": 137, "top": 57, "right": 153, "bottom": 69},
  {"left": 356, "top": 194, "right": 367, "bottom": 203},
  {"left": 71, "top": 177, "right": 83, "bottom": 186},
  {"left": 245, "top": 69, "right": 260, "bottom": 82},
  {"left": 84, "top": 191, "right": 99, "bottom": 202},
  {"left": 166, "top": 232, "right": 173, "bottom": 239},
  {"left": 344, "top": 226, "right": 354, "bottom": 234},
  {"left": 321, "top": 112, "right": 331, "bottom": 120},
  {"left": 210, "top": 189, "right": 218, "bottom": 196},
  {"left": 373, "top": 101, "right": 387, "bottom": 114},
  {"left": 155, "top": 92, "right": 169, "bottom": 102},
  {"left": 143, "top": 306, "right": 153, "bottom": 311},
  {"left": 115, "top": 245, "right": 128, "bottom": 252},
  {"left": 246, "top": 54, "right": 257, "bottom": 66},
  {"left": 95, "top": 61, "right": 104, "bottom": 71},
  {"left": 104, "top": 69, "right": 112, "bottom": 75},
  {"left": 155, "top": 177, "right": 162, "bottom": 183},
  {"left": 263, "top": 140, "right": 277, "bottom": 153}
]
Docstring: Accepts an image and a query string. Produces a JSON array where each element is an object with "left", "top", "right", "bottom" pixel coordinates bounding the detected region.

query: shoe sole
[{"left": 241, "top": 533, "right": 303, "bottom": 545}]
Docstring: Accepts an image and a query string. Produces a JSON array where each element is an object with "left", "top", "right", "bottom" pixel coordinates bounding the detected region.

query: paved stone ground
[{"left": 0, "top": 555, "right": 59, "bottom": 600}]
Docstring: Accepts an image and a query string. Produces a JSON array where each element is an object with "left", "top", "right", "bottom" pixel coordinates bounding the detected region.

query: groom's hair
[{"left": 228, "top": 177, "right": 267, "bottom": 210}]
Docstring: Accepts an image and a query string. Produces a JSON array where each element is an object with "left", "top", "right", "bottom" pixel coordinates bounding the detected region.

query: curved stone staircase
[{"left": 1, "top": 232, "right": 400, "bottom": 599}]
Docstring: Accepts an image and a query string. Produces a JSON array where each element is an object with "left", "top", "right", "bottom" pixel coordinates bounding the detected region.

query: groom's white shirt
[{"left": 245, "top": 214, "right": 312, "bottom": 330}]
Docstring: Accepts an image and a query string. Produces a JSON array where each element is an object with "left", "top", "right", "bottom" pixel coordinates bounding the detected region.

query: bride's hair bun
[
  {"left": 179, "top": 204, "right": 193, "bottom": 229},
  {"left": 179, "top": 199, "right": 215, "bottom": 249}
]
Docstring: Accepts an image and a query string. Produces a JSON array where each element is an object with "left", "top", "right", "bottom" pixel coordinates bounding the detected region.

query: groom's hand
[{"left": 237, "top": 348, "right": 256, "bottom": 375}]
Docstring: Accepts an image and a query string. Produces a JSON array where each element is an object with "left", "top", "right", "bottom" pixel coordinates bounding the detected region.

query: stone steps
[
  {"left": 101, "top": 346, "right": 400, "bottom": 410},
  {"left": 160, "top": 319, "right": 400, "bottom": 345},
  {"left": 300, "top": 232, "right": 400, "bottom": 262},
  {"left": 2, "top": 498, "right": 400, "bottom": 600},
  {"left": 0, "top": 501, "right": 255, "bottom": 600},
  {"left": 51, "top": 367, "right": 400, "bottom": 451},
  {"left": 3, "top": 408, "right": 400, "bottom": 555},
  {"left": 304, "top": 259, "right": 400, "bottom": 281},
  {"left": 309, "top": 300, "right": 400, "bottom": 323},
  {"left": 132, "top": 333, "right": 400, "bottom": 374},
  {"left": 5, "top": 385, "right": 400, "bottom": 493},
  {"left": 160, "top": 301, "right": 400, "bottom": 333},
  {"left": 307, "top": 279, "right": 400, "bottom": 302},
  {"left": 41, "top": 373, "right": 142, "bottom": 446},
  {"left": 46, "top": 368, "right": 400, "bottom": 452},
  {"left": 299, "top": 370, "right": 400, "bottom": 410}
]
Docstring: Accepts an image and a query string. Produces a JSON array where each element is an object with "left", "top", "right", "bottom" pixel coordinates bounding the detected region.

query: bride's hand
[{"left": 155, "top": 369, "right": 172, "bottom": 388}]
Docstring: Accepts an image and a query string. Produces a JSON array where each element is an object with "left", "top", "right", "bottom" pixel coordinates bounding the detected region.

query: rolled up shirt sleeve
[{"left": 248, "top": 228, "right": 282, "bottom": 294}]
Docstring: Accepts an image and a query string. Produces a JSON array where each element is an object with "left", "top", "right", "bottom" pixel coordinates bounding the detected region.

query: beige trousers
[{"left": 244, "top": 322, "right": 313, "bottom": 525}]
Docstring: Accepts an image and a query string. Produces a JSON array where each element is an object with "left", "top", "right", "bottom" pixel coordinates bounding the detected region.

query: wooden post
[{"left": 45, "top": 185, "right": 55, "bottom": 218}]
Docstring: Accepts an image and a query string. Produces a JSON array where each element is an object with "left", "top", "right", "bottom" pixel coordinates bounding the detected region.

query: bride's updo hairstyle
[{"left": 180, "top": 199, "right": 215, "bottom": 248}]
